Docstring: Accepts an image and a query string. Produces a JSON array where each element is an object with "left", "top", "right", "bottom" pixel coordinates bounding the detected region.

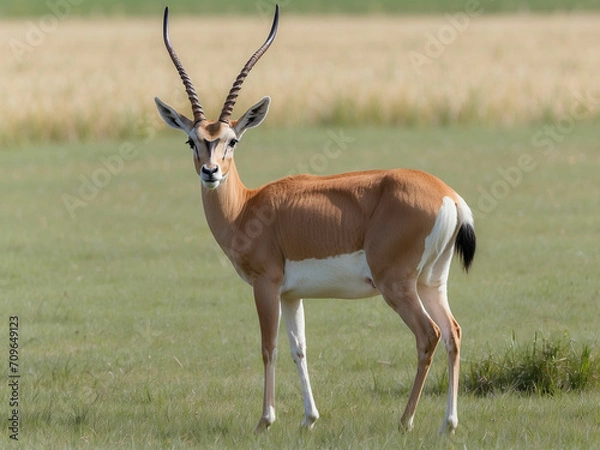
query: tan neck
[{"left": 201, "top": 161, "right": 249, "bottom": 245}]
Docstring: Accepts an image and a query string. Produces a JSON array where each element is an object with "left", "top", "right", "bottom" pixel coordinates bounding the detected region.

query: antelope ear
[
  {"left": 155, "top": 97, "right": 193, "bottom": 132},
  {"left": 233, "top": 96, "right": 270, "bottom": 138}
]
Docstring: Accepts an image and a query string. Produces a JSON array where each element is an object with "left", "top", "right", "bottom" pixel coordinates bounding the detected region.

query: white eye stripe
[{"left": 223, "top": 138, "right": 238, "bottom": 160}]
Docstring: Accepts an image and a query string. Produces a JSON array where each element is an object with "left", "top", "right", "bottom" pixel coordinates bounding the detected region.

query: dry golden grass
[{"left": 1, "top": 14, "right": 600, "bottom": 143}]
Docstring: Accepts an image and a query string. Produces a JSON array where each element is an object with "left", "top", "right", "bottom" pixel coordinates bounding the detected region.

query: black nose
[{"left": 202, "top": 166, "right": 218, "bottom": 176}]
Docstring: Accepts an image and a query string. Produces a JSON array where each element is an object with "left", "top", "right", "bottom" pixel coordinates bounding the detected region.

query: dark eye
[
  {"left": 185, "top": 138, "right": 195, "bottom": 150},
  {"left": 229, "top": 138, "right": 238, "bottom": 148}
]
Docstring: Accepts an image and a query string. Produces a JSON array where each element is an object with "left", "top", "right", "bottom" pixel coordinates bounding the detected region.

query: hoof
[
  {"left": 301, "top": 414, "right": 319, "bottom": 430},
  {"left": 439, "top": 417, "right": 458, "bottom": 434},
  {"left": 254, "top": 418, "right": 273, "bottom": 433},
  {"left": 399, "top": 421, "right": 414, "bottom": 433}
]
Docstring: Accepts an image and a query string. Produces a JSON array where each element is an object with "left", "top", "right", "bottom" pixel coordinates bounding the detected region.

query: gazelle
[{"left": 154, "top": 5, "right": 476, "bottom": 434}]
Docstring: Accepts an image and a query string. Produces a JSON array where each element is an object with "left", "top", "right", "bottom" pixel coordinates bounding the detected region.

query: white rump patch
[
  {"left": 280, "top": 251, "right": 379, "bottom": 300},
  {"left": 417, "top": 196, "right": 458, "bottom": 284}
]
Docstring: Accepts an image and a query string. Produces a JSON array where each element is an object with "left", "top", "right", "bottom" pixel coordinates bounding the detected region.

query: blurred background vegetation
[
  {"left": 2, "top": 0, "right": 599, "bottom": 144},
  {"left": 1, "top": 0, "right": 600, "bottom": 16}
]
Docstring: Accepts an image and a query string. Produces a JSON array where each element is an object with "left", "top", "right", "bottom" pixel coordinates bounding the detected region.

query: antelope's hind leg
[
  {"left": 281, "top": 298, "right": 320, "bottom": 429},
  {"left": 378, "top": 277, "right": 441, "bottom": 432},
  {"left": 417, "top": 245, "right": 462, "bottom": 433},
  {"left": 418, "top": 281, "right": 461, "bottom": 433}
]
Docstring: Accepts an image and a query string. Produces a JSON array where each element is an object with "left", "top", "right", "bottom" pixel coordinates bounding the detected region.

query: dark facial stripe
[{"left": 205, "top": 139, "right": 220, "bottom": 158}]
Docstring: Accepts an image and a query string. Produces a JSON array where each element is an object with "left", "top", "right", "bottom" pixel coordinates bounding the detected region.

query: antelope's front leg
[
  {"left": 253, "top": 280, "right": 282, "bottom": 432},
  {"left": 281, "top": 298, "right": 320, "bottom": 429}
]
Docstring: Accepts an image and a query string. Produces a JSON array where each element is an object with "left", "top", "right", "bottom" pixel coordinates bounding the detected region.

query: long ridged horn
[
  {"left": 218, "top": 5, "right": 279, "bottom": 124},
  {"left": 162, "top": 7, "right": 206, "bottom": 124}
]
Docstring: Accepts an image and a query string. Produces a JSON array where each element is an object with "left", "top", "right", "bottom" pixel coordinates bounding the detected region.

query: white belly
[{"left": 279, "top": 250, "right": 380, "bottom": 300}]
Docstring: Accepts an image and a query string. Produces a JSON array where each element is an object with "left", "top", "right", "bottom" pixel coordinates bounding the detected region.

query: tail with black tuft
[
  {"left": 455, "top": 222, "right": 476, "bottom": 272},
  {"left": 454, "top": 195, "right": 476, "bottom": 272}
]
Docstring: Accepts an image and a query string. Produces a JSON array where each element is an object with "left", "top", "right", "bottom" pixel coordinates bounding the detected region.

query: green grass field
[
  {"left": 1, "top": 0, "right": 599, "bottom": 16},
  {"left": 1, "top": 124, "right": 599, "bottom": 448}
]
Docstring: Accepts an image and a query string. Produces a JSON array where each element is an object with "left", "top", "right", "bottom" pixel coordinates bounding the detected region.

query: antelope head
[{"left": 155, "top": 6, "right": 279, "bottom": 190}]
